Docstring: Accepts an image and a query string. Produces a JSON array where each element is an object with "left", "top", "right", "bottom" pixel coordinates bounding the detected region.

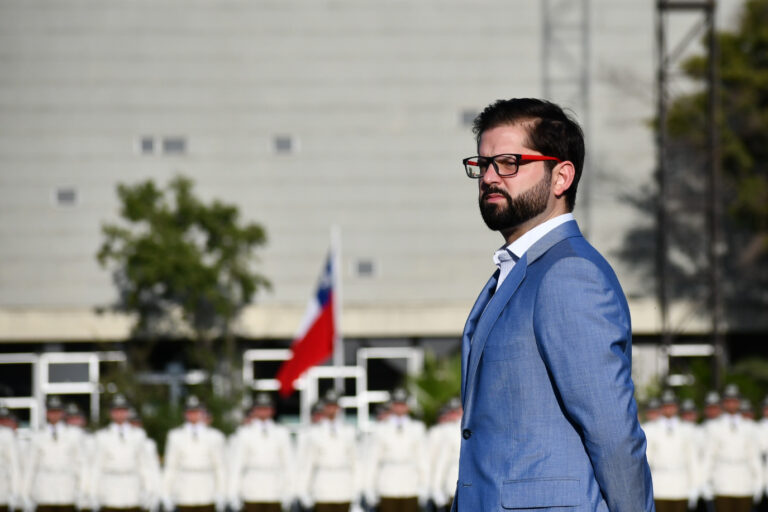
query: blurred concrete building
[{"left": 0, "top": 0, "right": 751, "bottom": 424}]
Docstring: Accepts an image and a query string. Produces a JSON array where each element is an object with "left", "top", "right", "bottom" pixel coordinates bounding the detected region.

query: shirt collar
[
  {"left": 496, "top": 213, "right": 575, "bottom": 264},
  {"left": 662, "top": 416, "right": 679, "bottom": 427},
  {"left": 388, "top": 414, "right": 409, "bottom": 426},
  {"left": 252, "top": 418, "right": 273, "bottom": 429},
  {"left": 492, "top": 246, "right": 517, "bottom": 267},
  {"left": 185, "top": 421, "right": 203, "bottom": 432}
]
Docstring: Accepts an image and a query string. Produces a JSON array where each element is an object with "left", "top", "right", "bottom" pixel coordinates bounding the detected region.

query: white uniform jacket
[
  {"left": 92, "top": 423, "right": 151, "bottom": 509},
  {"left": 429, "top": 420, "right": 461, "bottom": 507},
  {"left": 141, "top": 436, "right": 162, "bottom": 512},
  {"left": 23, "top": 423, "right": 85, "bottom": 506},
  {"left": 73, "top": 429, "right": 96, "bottom": 510},
  {"left": 163, "top": 423, "right": 226, "bottom": 507},
  {"left": 366, "top": 416, "right": 428, "bottom": 500},
  {"left": 645, "top": 417, "right": 700, "bottom": 500},
  {"left": 704, "top": 413, "right": 763, "bottom": 498},
  {"left": 296, "top": 420, "right": 359, "bottom": 505},
  {"left": 228, "top": 419, "right": 294, "bottom": 505},
  {"left": 757, "top": 418, "right": 768, "bottom": 496},
  {"left": 0, "top": 427, "right": 20, "bottom": 508},
  {"left": 682, "top": 420, "right": 708, "bottom": 498}
]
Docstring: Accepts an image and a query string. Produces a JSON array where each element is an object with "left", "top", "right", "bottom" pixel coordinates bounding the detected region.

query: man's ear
[{"left": 552, "top": 161, "right": 575, "bottom": 199}]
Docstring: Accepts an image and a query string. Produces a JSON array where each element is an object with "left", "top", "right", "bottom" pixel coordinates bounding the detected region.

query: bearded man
[{"left": 452, "top": 98, "right": 654, "bottom": 511}]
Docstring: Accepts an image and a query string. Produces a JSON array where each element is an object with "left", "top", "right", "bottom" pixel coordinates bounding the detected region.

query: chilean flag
[{"left": 276, "top": 252, "right": 336, "bottom": 397}]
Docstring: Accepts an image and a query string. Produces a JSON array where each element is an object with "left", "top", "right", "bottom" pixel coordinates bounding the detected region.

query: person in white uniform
[
  {"left": 23, "top": 396, "right": 85, "bottom": 512},
  {"left": 644, "top": 390, "right": 699, "bottom": 512},
  {"left": 128, "top": 408, "right": 161, "bottom": 512},
  {"left": 0, "top": 407, "right": 20, "bottom": 512},
  {"left": 703, "top": 384, "right": 762, "bottom": 512},
  {"left": 228, "top": 393, "right": 294, "bottom": 512},
  {"left": 756, "top": 397, "right": 768, "bottom": 512},
  {"left": 3, "top": 411, "right": 32, "bottom": 512},
  {"left": 297, "top": 390, "right": 360, "bottom": 512},
  {"left": 63, "top": 403, "right": 96, "bottom": 512},
  {"left": 92, "top": 395, "right": 153, "bottom": 512},
  {"left": 163, "top": 396, "right": 226, "bottom": 512},
  {"left": 678, "top": 399, "right": 709, "bottom": 512},
  {"left": 365, "top": 389, "right": 427, "bottom": 512},
  {"left": 429, "top": 399, "right": 462, "bottom": 512}
]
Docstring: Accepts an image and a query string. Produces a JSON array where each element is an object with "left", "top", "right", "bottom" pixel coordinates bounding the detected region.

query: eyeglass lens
[{"left": 465, "top": 154, "right": 519, "bottom": 178}]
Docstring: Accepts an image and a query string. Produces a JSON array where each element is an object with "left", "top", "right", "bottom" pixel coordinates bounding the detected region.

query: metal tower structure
[
  {"left": 656, "top": 0, "right": 723, "bottom": 388},
  {"left": 541, "top": 0, "right": 592, "bottom": 236}
]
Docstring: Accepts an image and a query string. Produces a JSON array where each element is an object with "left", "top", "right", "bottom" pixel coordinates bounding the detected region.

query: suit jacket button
[{"left": 462, "top": 429, "right": 472, "bottom": 439}]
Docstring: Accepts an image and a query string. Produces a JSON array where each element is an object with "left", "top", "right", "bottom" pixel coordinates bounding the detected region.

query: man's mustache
[{"left": 481, "top": 186, "right": 511, "bottom": 202}]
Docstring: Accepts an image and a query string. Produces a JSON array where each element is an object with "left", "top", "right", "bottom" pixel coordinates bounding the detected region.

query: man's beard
[{"left": 479, "top": 173, "right": 551, "bottom": 232}]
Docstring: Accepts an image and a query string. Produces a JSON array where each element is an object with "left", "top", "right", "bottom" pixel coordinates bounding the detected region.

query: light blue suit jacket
[{"left": 452, "top": 221, "right": 654, "bottom": 511}]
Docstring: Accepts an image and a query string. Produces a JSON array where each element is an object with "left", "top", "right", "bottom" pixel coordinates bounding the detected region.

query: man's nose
[{"left": 480, "top": 162, "right": 501, "bottom": 185}]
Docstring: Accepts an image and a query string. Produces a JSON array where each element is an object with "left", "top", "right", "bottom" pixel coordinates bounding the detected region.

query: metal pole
[
  {"left": 656, "top": 2, "right": 672, "bottom": 351},
  {"left": 542, "top": 0, "right": 551, "bottom": 99},
  {"left": 331, "top": 225, "right": 344, "bottom": 393},
  {"left": 657, "top": 0, "right": 722, "bottom": 390},
  {"left": 581, "top": 0, "right": 592, "bottom": 238},
  {"left": 541, "top": 0, "right": 592, "bottom": 235},
  {"left": 706, "top": 1, "right": 725, "bottom": 389}
]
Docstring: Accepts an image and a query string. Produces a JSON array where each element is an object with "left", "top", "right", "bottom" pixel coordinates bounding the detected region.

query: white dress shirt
[{"left": 493, "top": 213, "right": 575, "bottom": 291}]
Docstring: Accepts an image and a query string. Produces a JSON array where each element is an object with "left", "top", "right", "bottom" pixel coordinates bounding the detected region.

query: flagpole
[{"left": 331, "top": 224, "right": 344, "bottom": 393}]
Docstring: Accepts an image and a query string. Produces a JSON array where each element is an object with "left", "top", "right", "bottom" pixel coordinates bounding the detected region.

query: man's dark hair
[{"left": 473, "top": 98, "right": 585, "bottom": 211}]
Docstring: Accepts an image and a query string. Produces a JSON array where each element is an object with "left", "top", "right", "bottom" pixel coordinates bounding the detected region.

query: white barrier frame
[
  {"left": 38, "top": 351, "right": 126, "bottom": 425},
  {"left": 356, "top": 346, "right": 424, "bottom": 409},
  {"left": 242, "top": 348, "right": 292, "bottom": 392},
  {"left": 661, "top": 343, "right": 716, "bottom": 387},
  {"left": 300, "top": 365, "right": 368, "bottom": 430},
  {"left": 0, "top": 353, "right": 40, "bottom": 428}
]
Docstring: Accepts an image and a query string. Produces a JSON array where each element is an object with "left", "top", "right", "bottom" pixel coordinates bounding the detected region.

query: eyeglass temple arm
[{"left": 518, "top": 155, "right": 562, "bottom": 163}]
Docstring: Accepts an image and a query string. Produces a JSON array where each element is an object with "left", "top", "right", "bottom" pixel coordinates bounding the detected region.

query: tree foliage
[
  {"left": 670, "top": 0, "right": 768, "bottom": 234},
  {"left": 97, "top": 176, "right": 270, "bottom": 435},
  {"left": 618, "top": 0, "right": 768, "bottom": 330},
  {"left": 97, "top": 175, "right": 270, "bottom": 341},
  {"left": 407, "top": 351, "right": 461, "bottom": 426}
]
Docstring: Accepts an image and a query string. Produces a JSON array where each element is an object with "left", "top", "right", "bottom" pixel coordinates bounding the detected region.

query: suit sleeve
[{"left": 533, "top": 256, "right": 654, "bottom": 512}]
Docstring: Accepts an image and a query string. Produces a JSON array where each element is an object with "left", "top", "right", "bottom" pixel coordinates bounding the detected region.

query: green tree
[
  {"left": 618, "top": 0, "right": 768, "bottom": 331},
  {"left": 97, "top": 175, "right": 270, "bottom": 435}
]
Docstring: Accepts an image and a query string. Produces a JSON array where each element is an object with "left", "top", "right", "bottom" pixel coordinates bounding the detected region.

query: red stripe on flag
[{"left": 276, "top": 299, "right": 335, "bottom": 397}]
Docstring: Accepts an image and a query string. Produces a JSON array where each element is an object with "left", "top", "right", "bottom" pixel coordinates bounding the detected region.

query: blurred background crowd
[{"left": 0, "top": 388, "right": 462, "bottom": 512}]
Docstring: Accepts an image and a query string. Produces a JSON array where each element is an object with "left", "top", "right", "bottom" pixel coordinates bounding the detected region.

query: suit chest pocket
[{"left": 482, "top": 343, "right": 525, "bottom": 362}]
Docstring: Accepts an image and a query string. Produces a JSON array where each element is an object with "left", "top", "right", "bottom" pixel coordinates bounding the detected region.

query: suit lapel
[
  {"left": 460, "top": 220, "right": 584, "bottom": 422},
  {"left": 461, "top": 270, "right": 498, "bottom": 402},
  {"left": 463, "top": 253, "right": 528, "bottom": 410}
]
